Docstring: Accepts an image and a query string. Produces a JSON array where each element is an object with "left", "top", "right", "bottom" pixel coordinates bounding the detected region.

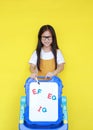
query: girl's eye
[{"left": 41, "top": 36, "right": 52, "bottom": 41}]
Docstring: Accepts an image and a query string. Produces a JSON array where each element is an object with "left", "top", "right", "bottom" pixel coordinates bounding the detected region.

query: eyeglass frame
[{"left": 41, "top": 35, "right": 52, "bottom": 41}]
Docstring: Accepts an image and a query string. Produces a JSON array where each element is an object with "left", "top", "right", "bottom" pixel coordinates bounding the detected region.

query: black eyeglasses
[{"left": 41, "top": 36, "right": 52, "bottom": 41}]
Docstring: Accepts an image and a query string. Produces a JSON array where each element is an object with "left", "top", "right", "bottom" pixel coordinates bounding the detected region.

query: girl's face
[{"left": 41, "top": 30, "right": 52, "bottom": 48}]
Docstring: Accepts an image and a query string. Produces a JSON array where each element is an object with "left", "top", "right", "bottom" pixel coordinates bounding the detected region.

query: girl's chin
[{"left": 44, "top": 43, "right": 51, "bottom": 47}]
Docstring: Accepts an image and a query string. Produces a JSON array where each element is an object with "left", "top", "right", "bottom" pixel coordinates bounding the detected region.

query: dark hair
[{"left": 36, "top": 25, "right": 59, "bottom": 70}]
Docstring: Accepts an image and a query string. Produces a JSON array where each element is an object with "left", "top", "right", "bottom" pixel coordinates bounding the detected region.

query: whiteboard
[{"left": 29, "top": 82, "right": 58, "bottom": 122}]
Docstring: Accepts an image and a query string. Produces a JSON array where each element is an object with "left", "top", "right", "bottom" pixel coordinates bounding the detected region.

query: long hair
[{"left": 36, "top": 25, "right": 59, "bottom": 70}]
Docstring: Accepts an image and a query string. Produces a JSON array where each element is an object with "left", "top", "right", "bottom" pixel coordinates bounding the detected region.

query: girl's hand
[
  {"left": 30, "top": 72, "right": 38, "bottom": 79},
  {"left": 45, "top": 72, "right": 54, "bottom": 79}
]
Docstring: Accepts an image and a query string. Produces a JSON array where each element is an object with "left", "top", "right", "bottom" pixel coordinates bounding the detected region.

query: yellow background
[{"left": 0, "top": 0, "right": 93, "bottom": 130}]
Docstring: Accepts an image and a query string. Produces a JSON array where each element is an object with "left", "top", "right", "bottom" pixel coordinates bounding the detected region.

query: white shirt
[{"left": 29, "top": 49, "right": 65, "bottom": 65}]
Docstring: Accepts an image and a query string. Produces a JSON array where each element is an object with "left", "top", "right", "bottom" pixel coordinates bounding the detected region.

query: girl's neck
[{"left": 42, "top": 46, "right": 51, "bottom": 52}]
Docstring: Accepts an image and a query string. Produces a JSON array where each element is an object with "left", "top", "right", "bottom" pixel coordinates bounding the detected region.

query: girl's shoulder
[
  {"left": 31, "top": 50, "right": 37, "bottom": 55},
  {"left": 57, "top": 49, "right": 62, "bottom": 54},
  {"left": 56, "top": 49, "right": 65, "bottom": 63},
  {"left": 57, "top": 49, "right": 65, "bottom": 59},
  {"left": 33, "top": 50, "right": 36, "bottom": 53}
]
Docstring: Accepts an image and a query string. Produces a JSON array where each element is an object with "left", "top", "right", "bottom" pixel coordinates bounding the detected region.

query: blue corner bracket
[{"left": 19, "top": 96, "right": 68, "bottom": 130}]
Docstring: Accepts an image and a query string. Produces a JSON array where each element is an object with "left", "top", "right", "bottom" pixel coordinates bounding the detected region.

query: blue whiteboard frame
[{"left": 24, "top": 76, "right": 63, "bottom": 128}]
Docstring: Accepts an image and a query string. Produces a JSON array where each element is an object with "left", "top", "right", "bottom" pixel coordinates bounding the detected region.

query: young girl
[{"left": 29, "top": 25, "right": 65, "bottom": 79}]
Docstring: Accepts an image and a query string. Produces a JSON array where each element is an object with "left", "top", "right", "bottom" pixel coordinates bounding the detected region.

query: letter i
[{"left": 38, "top": 106, "right": 42, "bottom": 112}]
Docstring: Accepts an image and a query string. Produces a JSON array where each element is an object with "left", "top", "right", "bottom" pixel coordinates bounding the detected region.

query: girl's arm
[
  {"left": 53, "top": 63, "right": 64, "bottom": 75},
  {"left": 30, "top": 63, "right": 38, "bottom": 79}
]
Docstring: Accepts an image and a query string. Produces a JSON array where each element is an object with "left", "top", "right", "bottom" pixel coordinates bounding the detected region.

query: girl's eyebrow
[{"left": 41, "top": 36, "right": 52, "bottom": 38}]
